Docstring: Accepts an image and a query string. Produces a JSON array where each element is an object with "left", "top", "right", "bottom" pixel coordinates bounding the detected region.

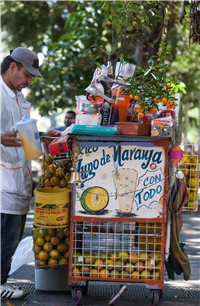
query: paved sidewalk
[{"left": 2, "top": 199, "right": 200, "bottom": 306}]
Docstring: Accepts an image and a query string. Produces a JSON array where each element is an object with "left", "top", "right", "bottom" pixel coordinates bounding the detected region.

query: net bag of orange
[{"left": 169, "top": 146, "right": 183, "bottom": 167}]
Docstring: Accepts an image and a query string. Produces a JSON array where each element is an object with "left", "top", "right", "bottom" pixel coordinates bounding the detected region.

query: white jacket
[{"left": 0, "top": 76, "right": 32, "bottom": 215}]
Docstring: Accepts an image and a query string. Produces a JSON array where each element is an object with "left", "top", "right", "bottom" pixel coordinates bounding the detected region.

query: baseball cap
[{"left": 11, "top": 47, "right": 43, "bottom": 78}]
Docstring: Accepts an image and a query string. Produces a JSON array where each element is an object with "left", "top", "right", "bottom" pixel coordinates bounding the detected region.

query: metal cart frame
[{"left": 68, "top": 135, "right": 169, "bottom": 306}]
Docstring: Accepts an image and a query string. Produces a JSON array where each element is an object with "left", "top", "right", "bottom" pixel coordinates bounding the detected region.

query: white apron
[{"left": 0, "top": 76, "right": 32, "bottom": 215}]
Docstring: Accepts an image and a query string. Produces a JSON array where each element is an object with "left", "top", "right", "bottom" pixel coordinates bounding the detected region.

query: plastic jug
[{"left": 16, "top": 116, "right": 42, "bottom": 160}]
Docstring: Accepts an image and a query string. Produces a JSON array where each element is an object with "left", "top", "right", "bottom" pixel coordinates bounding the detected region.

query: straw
[{"left": 115, "top": 86, "right": 120, "bottom": 106}]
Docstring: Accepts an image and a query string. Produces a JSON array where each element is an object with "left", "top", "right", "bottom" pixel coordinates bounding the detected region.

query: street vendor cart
[{"left": 68, "top": 134, "right": 170, "bottom": 306}]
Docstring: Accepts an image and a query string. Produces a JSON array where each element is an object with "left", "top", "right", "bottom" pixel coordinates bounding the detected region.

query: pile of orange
[{"left": 32, "top": 227, "right": 70, "bottom": 270}]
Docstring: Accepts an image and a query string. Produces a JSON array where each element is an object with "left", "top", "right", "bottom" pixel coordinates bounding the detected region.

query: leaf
[
  {"left": 151, "top": 72, "right": 159, "bottom": 80},
  {"left": 127, "top": 25, "right": 133, "bottom": 31},
  {"left": 148, "top": 58, "right": 154, "bottom": 68},
  {"left": 102, "top": 1, "right": 110, "bottom": 12},
  {"left": 144, "top": 68, "right": 152, "bottom": 76},
  {"left": 142, "top": 24, "right": 151, "bottom": 33}
]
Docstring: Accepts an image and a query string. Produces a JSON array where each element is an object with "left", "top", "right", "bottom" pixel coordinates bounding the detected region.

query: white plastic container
[
  {"left": 35, "top": 267, "right": 70, "bottom": 291},
  {"left": 75, "top": 113, "right": 101, "bottom": 125},
  {"left": 16, "top": 116, "right": 42, "bottom": 160}
]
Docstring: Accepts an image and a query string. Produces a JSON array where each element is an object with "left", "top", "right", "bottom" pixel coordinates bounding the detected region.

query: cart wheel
[
  {"left": 75, "top": 289, "right": 82, "bottom": 306},
  {"left": 159, "top": 289, "right": 163, "bottom": 299},
  {"left": 151, "top": 292, "right": 159, "bottom": 306}
]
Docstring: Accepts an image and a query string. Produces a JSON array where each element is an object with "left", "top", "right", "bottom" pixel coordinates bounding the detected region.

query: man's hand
[
  {"left": 42, "top": 130, "right": 61, "bottom": 145},
  {"left": 1, "top": 130, "right": 22, "bottom": 147}
]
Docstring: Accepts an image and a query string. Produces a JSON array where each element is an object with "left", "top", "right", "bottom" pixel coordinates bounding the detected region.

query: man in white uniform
[{"left": 0, "top": 47, "right": 61, "bottom": 299}]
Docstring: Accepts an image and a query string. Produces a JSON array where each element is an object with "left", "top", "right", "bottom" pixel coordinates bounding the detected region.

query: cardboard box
[{"left": 49, "top": 135, "right": 71, "bottom": 155}]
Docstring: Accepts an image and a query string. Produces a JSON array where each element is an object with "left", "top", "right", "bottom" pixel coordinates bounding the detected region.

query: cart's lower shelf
[{"left": 69, "top": 221, "right": 164, "bottom": 285}]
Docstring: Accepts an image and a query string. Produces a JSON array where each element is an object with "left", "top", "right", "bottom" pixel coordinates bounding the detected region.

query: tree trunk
[{"left": 184, "top": 101, "right": 189, "bottom": 144}]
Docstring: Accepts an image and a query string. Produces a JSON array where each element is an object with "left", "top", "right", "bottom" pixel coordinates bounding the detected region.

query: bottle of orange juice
[{"left": 112, "top": 85, "right": 130, "bottom": 122}]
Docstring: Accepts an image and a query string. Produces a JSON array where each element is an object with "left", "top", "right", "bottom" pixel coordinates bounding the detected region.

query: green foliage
[
  {"left": 91, "top": 0, "right": 165, "bottom": 71},
  {"left": 28, "top": 1, "right": 104, "bottom": 115},
  {"left": 123, "top": 44, "right": 178, "bottom": 116},
  {"left": 1, "top": 0, "right": 200, "bottom": 141},
  {"left": 1, "top": 1, "right": 66, "bottom": 53}
]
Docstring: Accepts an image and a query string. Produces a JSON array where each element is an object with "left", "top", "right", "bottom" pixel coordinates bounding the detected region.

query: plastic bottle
[{"left": 110, "top": 104, "right": 119, "bottom": 125}]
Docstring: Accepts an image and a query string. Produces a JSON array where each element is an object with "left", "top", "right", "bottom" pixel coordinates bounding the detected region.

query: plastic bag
[{"left": 9, "top": 236, "right": 34, "bottom": 275}]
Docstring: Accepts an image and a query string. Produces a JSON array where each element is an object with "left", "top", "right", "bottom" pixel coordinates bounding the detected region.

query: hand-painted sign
[{"left": 75, "top": 143, "right": 167, "bottom": 219}]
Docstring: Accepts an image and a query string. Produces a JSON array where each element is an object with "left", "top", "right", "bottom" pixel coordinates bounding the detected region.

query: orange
[
  {"left": 45, "top": 234, "right": 51, "bottom": 242},
  {"left": 140, "top": 270, "right": 151, "bottom": 279},
  {"left": 110, "top": 270, "right": 120, "bottom": 278},
  {"left": 129, "top": 253, "right": 138, "bottom": 264},
  {"left": 107, "top": 21, "right": 111, "bottom": 25},
  {"left": 166, "top": 106, "right": 171, "bottom": 110},
  {"left": 121, "top": 271, "right": 130, "bottom": 278},
  {"left": 43, "top": 242, "right": 53, "bottom": 252},
  {"left": 32, "top": 229, "right": 38, "bottom": 239},
  {"left": 64, "top": 250, "right": 69, "bottom": 259},
  {"left": 65, "top": 237, "right": 70, "bottom": 246},
  {"left": 38, "top": 250, "right": 49, "bottom": 260},
  {"left": 36, "top": 260, "right": 47, "bottom": 268},
  {"left": 171, "top": 105, "right": 175, "bottom": 109},
  {"left": 33, "top": 245, "right": 42, "bottom": 253},
  {"left": 50, "top": 236, "right": 60, "bottom": 246},
  {"left": 57, "top": 229, "right": 65, "bottom": 239},
  {"left": 110, "top": 253, "right": 118, "bottom": 262},
  {"left": 129, "top": 94, "right": 134, "bottom": 99},
  {"left": 49, "top": 249, "right": 59, "bottom": 258},
  {"left": 145, "top": 259, "right": 154, "bottom": 271},
  {"left": 47, "top": 228, "right": 57, "bottom": 236},
  {"left": 131, "top": 271, "right": 139, "bottom": 279},
  {"left": 72, "top": 268, "right": 81, "bottom": 276},
  {"left": 112, "top": 13, "right": 116, "bottom": 16},
  {"left": 139, "top": 252, "right": 148, "bottom": 262},
  {"left": 133, "top": 21, "right": 137, "bottom": 25},
  {"left": 134, "top": 95, "right": 139, "bottom": 100},
  {"left": 190, "top": 156, "right": 198, "bottom": 165},
  {"left": 105, "top": 259, "right": 114, "bottom": 271},
  {"left": 138, "top": 113, "right": 144, "bottom": 118},
  {"left": 162, "top": 97, "right": 167, "bottom": 103},
  {"left": 35, "top": 237, "right": 45, "bottom": 246},
  {"left": 37, "top": 229, "right": 47, "bottom": 237},
  {"left": 48, "top": 258, "right": 58, "bottom": 267},
  {"left": 59, "top": 257, "right": 68, "bottom": 267},
  {"left": 153, "top": 98, "right": 158, "bottom": 102},
  {"left": 134, "top": 261, "right": 144, "bottom": 272},
  {"left": 188, "top": 191, "right": 198, "bottom": 201},
  {"left": 64, "top": 228, "right": 70, "bottom": 237},
  {"left": 166, "top": 83, "right": 171, "bottom": 87},
  {"left": 35, "top": 253, "right": 39, "bottom": 260},
  {"left": 115, "top": 260, "right": 123, "bottom": 272},
  {"left": 93, "top": 259, "right": 104, "bottom": 271},
  {"left": 90, "top": 268, "right": 98, "bottom": 277},
  {"left": 57, "top": 242, "right": 68, "bottom": 253},
  {"left": 124, "top": 263, "right": 134, "bottom": 273},
  {"left": 136, "top": 105, "right": 141, "bottom": 109},
  {"left": 99, "top": 268, "right": 109, "bottom": 278}
]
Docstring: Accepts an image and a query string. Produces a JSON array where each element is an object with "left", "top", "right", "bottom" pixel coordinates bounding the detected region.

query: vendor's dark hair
[
  {"left": 67, "top": 110, "right": 76, "bottom": 118},
  {"left": 1, "top": 50, "right": 23, "bottom": 75}
]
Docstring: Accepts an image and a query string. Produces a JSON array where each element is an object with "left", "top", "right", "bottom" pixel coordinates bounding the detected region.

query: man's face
[
  {"left": 64, "top": 113, "right": 75, "bottom": 128},
  {"left": 10, "top": 63, "right": 35, "bottom": 91}
]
